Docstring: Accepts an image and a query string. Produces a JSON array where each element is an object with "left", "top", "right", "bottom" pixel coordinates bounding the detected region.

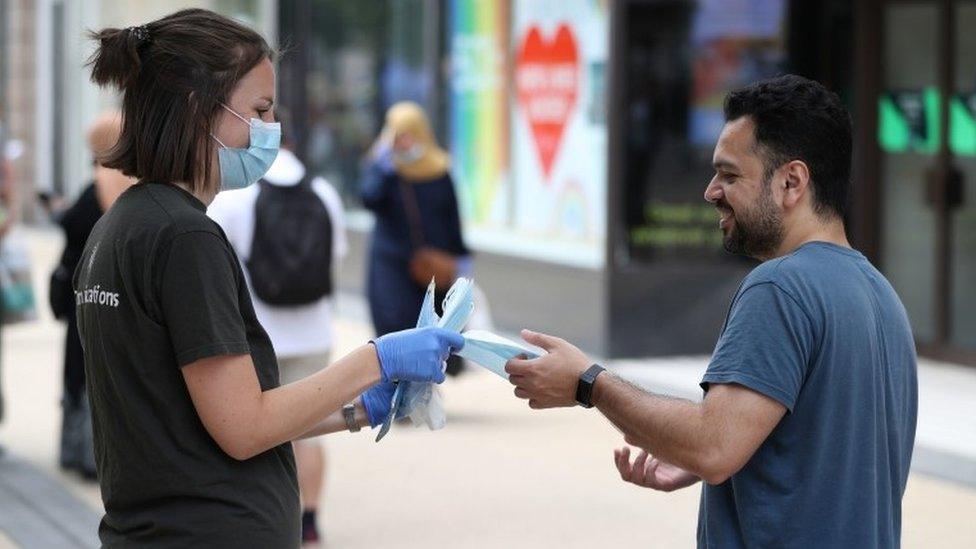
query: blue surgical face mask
[
  {"left": 457, "top": 330, "right": 540, "bottom": 379},
  {"left": 211, "top": 104, "right": 281, "bottom": 190}
]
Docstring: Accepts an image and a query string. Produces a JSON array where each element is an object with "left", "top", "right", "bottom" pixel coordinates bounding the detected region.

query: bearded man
[{"left": 506, "top": 75, "right": 918, "bottom": 548}]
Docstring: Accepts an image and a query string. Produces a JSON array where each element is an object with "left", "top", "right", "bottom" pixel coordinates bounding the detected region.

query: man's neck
[{"left": 772, "top": 215, "right": 850, "bottom": 259}]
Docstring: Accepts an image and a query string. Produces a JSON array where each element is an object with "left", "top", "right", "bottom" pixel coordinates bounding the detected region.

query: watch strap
[
  {"left": 576, "top": 364, "right": 606, "bottom": 408},
  {"left": 343, "top": 403, "right": 361, "bottom": 432}
]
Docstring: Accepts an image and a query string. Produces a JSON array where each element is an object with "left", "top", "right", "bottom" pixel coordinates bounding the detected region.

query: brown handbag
[{"left": 399, "top": 180, "right": 457, "bottom": 289}]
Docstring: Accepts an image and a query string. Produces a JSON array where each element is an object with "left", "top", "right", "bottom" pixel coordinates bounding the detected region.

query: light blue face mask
[
  {"left": 212, "top": 104, "right": 281, "bottom": 190},
  {"left": 456, "top": 330, "right": 540, "bottom": 379},
  {"left": 394, "top": 143, "right": 426, "bottom": 164}
]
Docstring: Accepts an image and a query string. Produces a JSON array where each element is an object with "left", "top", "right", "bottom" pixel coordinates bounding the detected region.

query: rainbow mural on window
[{"left": 449, "top": 0, "right": 510, "bottom": 225}]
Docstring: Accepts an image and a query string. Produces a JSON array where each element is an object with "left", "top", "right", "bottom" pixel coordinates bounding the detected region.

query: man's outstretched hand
[{"left": 613, "top": 446, "right": 700, "bottom": 492}]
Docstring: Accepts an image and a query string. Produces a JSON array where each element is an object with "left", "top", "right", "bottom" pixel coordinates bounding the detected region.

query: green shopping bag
[{"left": 0, "top": 229, "right": 37, "bottom": 325}]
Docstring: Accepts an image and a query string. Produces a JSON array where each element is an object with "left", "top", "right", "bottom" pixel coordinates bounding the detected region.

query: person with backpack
[{"left": 208, "top": 127, "right": 345, "bottom": 544}]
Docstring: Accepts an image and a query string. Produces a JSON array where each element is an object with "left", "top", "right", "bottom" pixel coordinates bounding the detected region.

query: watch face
[{"left": 343, "top": 404, "right": 360, "bottom": 432}]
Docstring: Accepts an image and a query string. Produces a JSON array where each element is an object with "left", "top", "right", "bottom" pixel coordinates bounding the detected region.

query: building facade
[
  {"left": 0, "top": 0, "right": 275, "bottom": 218},
  {"left": 3, "top": 0, "right": 974, "bottom": 363},
  {"left": 278, "top": 0, "right": 975, "bottom": 363}
]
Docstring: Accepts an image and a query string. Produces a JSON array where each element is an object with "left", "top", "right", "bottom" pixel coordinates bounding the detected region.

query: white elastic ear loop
[
  {"left": 210, "top": 133, "right": 228, "bottom": 149},
  {"left": 220, "top": 102, "right": 252, "bottom": 125}
]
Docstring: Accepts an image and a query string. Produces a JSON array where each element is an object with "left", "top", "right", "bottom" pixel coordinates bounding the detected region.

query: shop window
[
  {"left": 279, "top": 1, "right": 439, "bottom": 211},
  {"left": 620, "top": 0, "right": 853, "bottom": 265}
]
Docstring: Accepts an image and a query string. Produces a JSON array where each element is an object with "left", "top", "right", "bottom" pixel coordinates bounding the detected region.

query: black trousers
[
  {"left": 64, "top": 317, "right": 86, "bottom": 402},
  {"left": 60, "top": 317, "right": 95, "bottom": 474}
]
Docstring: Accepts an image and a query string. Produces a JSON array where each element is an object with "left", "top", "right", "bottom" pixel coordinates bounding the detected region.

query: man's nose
[{"left": 704, "top": 179, "right": 722, "bottom": 204}]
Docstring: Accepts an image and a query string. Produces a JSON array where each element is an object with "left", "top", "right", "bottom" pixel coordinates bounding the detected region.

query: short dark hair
[
  {"left": 87, "top": 9, "right": 273, "bottom": 194},
  {"left": 724, "top": 74, "right": 852, "bottom": 219}
]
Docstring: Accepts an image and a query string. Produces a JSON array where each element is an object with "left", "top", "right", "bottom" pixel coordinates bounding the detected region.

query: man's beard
[{"left": 722, "top": 181, "right": 784, "bottom": 259}]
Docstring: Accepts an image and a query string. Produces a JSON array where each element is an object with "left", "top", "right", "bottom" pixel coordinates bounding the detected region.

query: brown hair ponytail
[
  {"left": 85, "top": 9, "right": 273, "bottom": 194},
  {"left": 88, "top": 25, "right": 148, "bottom": 90}
]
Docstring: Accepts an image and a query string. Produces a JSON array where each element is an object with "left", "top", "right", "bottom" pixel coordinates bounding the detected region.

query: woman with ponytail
[{"left": 78, "top": 9, "right": 462, "bottom": 547}]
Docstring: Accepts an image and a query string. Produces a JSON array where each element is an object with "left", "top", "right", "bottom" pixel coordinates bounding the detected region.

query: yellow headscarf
[{"left": 376, "top": 101, "right": 450, "bottom": 181}]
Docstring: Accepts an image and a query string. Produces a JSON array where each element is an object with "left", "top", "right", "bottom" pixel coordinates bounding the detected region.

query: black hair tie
[{"left": 127, "top": 25, "right": 150, "bottom": 43}]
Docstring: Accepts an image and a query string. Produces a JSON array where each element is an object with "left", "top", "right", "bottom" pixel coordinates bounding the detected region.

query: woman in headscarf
[{"left": 360, "top": 102, "right": 471, "bottom": 374}]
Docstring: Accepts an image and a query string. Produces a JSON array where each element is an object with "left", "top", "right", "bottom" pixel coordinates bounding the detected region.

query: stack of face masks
[{"left": 375, "top": 278, "right": 541, "bottom": 441}]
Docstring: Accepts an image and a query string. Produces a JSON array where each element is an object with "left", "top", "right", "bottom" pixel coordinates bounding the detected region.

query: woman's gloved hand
[
  {"left": 360, "top": 382, "right": 397, "bottom": 427},
  {"left": 371, "top": 327, "right": 464, "bottom": 384}
]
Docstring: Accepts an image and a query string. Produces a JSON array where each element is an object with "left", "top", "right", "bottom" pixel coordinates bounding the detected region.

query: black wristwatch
[{"left": 576, "top": 364, "right": 606, "bottom": 408}]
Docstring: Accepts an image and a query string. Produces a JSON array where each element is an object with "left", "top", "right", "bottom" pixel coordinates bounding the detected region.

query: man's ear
[{"left": 782, "top": 160, "right": 811, "bottom": 210}]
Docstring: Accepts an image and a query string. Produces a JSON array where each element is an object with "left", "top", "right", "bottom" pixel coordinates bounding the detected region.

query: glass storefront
[
  {"left": 280, "top": 0, "right": 608, "bottom": 266},
  {"left": 275, "top": 0, "right": 973, "bottom": 360},
  {"left": 607, "top": 0, "right": 857, "bottom": 356},
  {"left": 951, "top": 2, "right": 976, "bottom": 350},
  {"left": 448, "top": 0, "right": 608, "bottom": 268},
  {"left": 619, "top": 0, "right": 854, "bottom": 266},
  {"left": 278, "top": 0, "right": 439, "bottom": 210},
  {"left": 880, "top": 3, "right": 940, "bottom": 343},
  {"left": 304, "top": 2, "right": 386, "bottom": 207},
  {"left": 877, "top": 0, "right": 976, "bottom": 355},
  {"left": 877, "top": 0, "right": 976, "bottom": 358}
]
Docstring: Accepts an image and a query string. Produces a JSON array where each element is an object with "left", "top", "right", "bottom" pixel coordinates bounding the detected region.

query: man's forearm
[{"left": 592, "top": 372, "right": 714, "bottom": 478}]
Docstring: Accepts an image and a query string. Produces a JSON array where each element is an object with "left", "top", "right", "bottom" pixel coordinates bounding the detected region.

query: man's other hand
[{"left": 613, "top": 446, "right": 700, "bottom": 492}]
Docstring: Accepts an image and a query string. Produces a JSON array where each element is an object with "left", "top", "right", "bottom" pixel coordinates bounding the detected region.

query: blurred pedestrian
[
  {"left": 360, "top": 102, "right": 471, "bottom": 375},
  {"left": 506, "top": 75, "right": 918, "bottom": 547},
  {"left": 49, "top": 110, "right": 136, "bottom": 480},
  {"left": 0, "top": 115, "right": 17, "bottom": 441},
  {"left": 208, "top": 118, "right": 347, "bottom": 544},
  {"left": 80, "top": 9, "right": 461, "bottom": 547}
]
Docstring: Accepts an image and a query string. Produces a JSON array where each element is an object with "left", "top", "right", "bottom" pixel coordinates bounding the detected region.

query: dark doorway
[{"left": 607, "top": 0, "right": 856, "bottom": 357}]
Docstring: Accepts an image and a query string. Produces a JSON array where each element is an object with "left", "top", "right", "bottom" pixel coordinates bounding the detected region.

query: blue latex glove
[
  {"left": 371, "top": 327, "right": 465, "bottom": 384},
  {"left": 361, "top": 382, "right": 396, "bottom": 428}
]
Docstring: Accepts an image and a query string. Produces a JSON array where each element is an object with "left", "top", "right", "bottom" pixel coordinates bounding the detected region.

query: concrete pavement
[
  {"left": 0, "top": 455, "right": 99, "bottom": 548},
  {"left": 1, "top": 227, "right": 975, "bottom": 548}
]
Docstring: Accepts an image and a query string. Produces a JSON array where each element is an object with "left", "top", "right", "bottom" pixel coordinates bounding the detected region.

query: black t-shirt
[{"left": 74, "top": 182, "right": 299, "bottom": 548}]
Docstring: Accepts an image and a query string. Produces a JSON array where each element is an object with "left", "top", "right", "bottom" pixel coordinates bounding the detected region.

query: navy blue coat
[{"left": 360, "top": 162, "right": 469, "bottom": 336}]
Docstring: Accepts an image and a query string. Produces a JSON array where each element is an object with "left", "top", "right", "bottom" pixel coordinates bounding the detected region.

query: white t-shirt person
[{"left": 208, "top": 148, "right": 348, "bottom": 359}]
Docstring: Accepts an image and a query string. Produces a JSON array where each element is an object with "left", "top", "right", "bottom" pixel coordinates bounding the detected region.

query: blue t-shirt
[{"left": 698, "top": 242, "right": 918, "bottom": 548}]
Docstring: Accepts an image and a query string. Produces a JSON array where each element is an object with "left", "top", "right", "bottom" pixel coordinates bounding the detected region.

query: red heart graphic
[{"left": 516, "top": 24, "right": 579, "bottom": 180}]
